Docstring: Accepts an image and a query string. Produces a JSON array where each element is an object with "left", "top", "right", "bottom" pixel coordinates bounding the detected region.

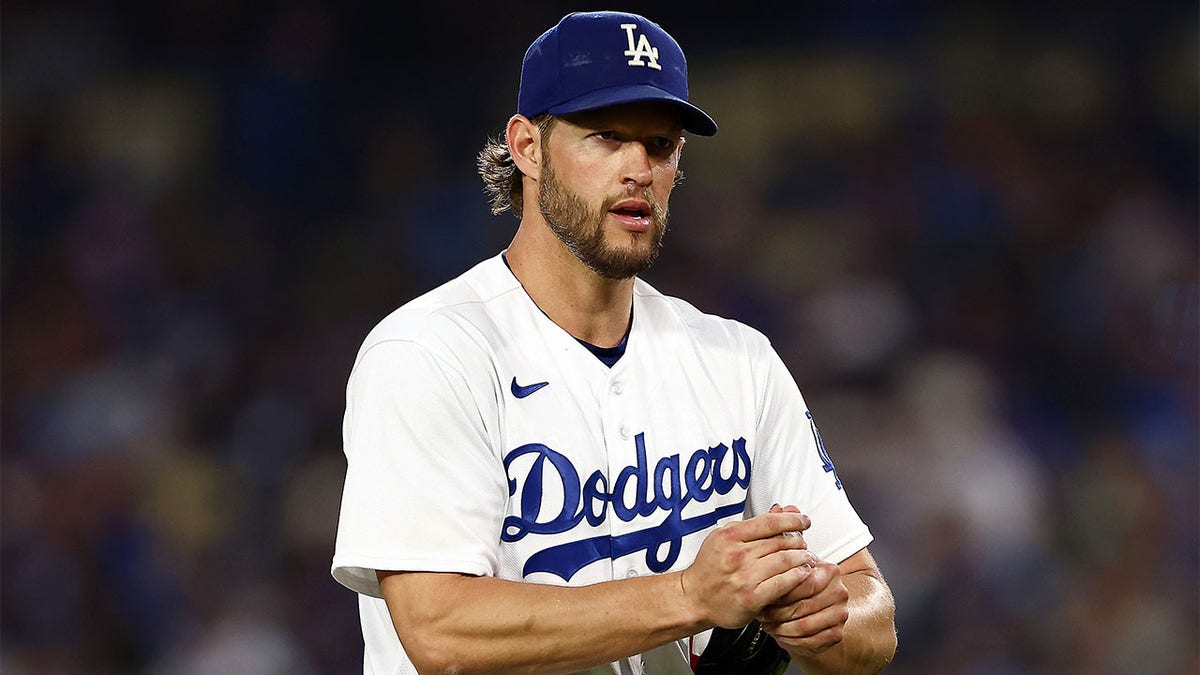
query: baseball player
[{"left": 332, "top": 11, "right": 896, "bottom": 675}]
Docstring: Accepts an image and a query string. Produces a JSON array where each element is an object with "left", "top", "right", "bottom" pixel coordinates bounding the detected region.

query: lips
[{"left": 609, "top": 200, "right": 653, "bottom": 232}]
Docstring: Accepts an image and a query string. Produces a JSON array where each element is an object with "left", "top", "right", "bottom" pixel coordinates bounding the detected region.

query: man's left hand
[{"left": 758, "top": 557, "right": 851, "bottom": 656}]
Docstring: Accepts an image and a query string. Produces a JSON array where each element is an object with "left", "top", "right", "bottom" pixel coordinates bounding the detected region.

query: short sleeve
[
  {"left": 745, "top": 341, "right": 873, "bottom": 565},
  {"left": 331, "top": 339, "right": 507, "bottom": 598}
]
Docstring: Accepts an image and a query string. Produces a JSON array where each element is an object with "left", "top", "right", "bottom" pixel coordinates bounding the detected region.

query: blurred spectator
[{"left": 2, "top": 2, "right": 1196, "bottom": 674}]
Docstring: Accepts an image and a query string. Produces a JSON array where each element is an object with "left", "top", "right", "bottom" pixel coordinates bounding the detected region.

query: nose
[{"left": 621, "top": 142, "right": 653, "bottom": 188}]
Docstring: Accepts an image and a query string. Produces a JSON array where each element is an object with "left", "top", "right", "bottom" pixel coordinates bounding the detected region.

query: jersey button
[
  {"left": 626, "top": 569, "right": 639, "bottom": 578},
  {"left": 610, "top": 381, "right": 623, "bottom": 395},
  {"left": 619, "top": 425, "right": 630, "bottom": 440}
]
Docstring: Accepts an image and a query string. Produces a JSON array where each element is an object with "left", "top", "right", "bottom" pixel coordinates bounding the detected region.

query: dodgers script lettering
[{"left": 502, "top": 433, "right": 751, "bottom": 581}]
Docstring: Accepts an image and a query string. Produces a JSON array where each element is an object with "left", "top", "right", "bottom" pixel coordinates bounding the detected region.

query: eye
[
  {"left": 595, "top": 131, "right": 617, "bottom": 141},
  {"left": 651, "top": 137, "right": 674, "bottom": 150}
]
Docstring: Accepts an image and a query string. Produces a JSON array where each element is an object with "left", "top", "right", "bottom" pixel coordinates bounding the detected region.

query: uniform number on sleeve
[{"left": 806, "top": 410, "right": 842, "bottom": 490}]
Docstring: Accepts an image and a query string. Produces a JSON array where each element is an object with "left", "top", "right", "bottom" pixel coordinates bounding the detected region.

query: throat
[{"left": 503, "top": 246, "right": 635, "bottom": 347}]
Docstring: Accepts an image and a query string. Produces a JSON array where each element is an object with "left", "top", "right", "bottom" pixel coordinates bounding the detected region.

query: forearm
[
  {"left": 379, "top": 570, "right": 709, "bottom": 674},
  {"left": 788, "top": 569, "right": 897, "bottom": 675}
]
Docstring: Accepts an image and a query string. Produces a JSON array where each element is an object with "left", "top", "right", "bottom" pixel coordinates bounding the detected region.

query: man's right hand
[{"left": 680, "top": 510, "right": 815, "bottom": 628}]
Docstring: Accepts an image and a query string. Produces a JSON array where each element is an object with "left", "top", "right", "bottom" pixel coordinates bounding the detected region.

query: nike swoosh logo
[{"left": 511, "top": 377, "right": 550, "bottom": 399}]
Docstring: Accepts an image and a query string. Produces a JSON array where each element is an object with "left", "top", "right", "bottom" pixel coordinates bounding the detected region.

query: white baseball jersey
[{"left": 331, "top": 253, "right": 872, "bottom": 675}]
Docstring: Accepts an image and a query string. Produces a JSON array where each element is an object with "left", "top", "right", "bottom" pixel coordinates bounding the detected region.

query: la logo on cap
[
  {"left": 516, "top": 11, "right": 718, "bottom": 136},
  {"left": 620, "top": 23, "right": 661, "bottom": 70}
]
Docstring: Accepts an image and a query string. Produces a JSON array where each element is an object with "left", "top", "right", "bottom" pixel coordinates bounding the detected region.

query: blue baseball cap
[{"left": 517, "top": 11, "right": 718, "bottom": 136}]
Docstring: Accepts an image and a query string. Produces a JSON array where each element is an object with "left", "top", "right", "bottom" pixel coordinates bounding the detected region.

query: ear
[
  {"left": 671, "top": 136, "right": 685, "bottom": 184},
  {"left": 507, "top": 115, "right": 544, "bottom": 182}
]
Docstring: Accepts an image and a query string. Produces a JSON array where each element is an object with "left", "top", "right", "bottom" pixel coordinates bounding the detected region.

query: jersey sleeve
[
  {"left": 331, "top": 337, "right": 507, "bottom": 598},
  {"left": 745, "top": 338, "right": 873, "bottom": 565}
]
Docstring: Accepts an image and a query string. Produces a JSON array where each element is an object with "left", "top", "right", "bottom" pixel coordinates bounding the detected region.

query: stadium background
[{"left": 2, "top": 1, "right": 1197, "bottom": 673}]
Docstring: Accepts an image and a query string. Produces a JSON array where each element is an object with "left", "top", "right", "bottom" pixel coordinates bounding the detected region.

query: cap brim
[{"left": 547, "top": 83, "right": 718, "bottom": 136}]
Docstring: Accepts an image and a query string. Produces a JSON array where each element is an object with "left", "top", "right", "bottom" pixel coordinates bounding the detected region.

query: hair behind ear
[
  {"left": 477, "top": 114, "right": 556, "bottom": 217},
  {"left": 477, "top": 134, "right": 519, "bottom": 217}
]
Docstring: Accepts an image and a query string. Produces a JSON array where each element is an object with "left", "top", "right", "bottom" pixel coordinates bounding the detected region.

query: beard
[{"left": 537, "top": 162, "right": 669, "bottom": 280}]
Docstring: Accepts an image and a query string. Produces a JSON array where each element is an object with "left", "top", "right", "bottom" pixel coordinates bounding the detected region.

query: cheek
[
  {"left": 651, "top": 159, "right": 679, "bottom": 191},
  {"left": 651, "top": 154, "right": 678, "bottom": 177},
  {"left": 651, "top": 179, "right": 675, "bottom": 206},
  {"left": 551, "top": 164, "right": 601, "bottom": 203}
]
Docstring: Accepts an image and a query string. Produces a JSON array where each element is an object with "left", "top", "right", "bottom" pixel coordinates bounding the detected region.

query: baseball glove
[{"left": 694, "top": 620, "right": 791, "bottom": 674}]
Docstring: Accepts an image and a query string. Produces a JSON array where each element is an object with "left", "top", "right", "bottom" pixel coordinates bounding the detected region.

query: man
[{"left": 332, "top": 11, "right": 896, "bottom": 675}]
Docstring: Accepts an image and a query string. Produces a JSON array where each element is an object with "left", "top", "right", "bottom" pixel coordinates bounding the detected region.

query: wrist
[{"left": 672, "top": 570, "right": 711, "bottom": 633}]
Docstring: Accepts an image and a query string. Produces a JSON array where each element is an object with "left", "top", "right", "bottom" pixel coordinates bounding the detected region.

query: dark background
[{"left": 2, "top": 2, "right": 1197, "bottom": 673}]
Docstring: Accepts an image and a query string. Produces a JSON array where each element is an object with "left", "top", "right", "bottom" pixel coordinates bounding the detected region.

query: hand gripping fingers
[
  {"left": 762, "top": 604, "right": 849, "bottom": 653},
  {"left": 759, "top": 562, "right": 851, "bottom": 653},
  {"left": 703, "top": 514, "right": 808, "bottom": 576},
  {"left": 729, "top": 511, "right": 811, "bottom": 543},
  {"left": 765, "top": 560, "right": 842, "bottom": 609},
  {"left": 686, "top": 524, "right": 815, "bottom": 627},
  {"left": 763, "top": 600, "right": 850, "bottom": 639},
  {"left": 751, "top": 549, "right": 816, "bottom": 607},
  {"left": 766, "top": 623, "right": 847, "bottom": 655},
  {"left": 737, "top": 528, "right": 810, "bottom": 568}
]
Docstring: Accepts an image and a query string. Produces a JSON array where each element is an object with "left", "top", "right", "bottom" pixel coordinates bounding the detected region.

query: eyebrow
[{"left": 564, "top": 109, "right": 681, "bottom": 131}]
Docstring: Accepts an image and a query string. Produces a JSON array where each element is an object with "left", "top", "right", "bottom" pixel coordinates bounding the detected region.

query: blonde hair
[{"left": 477, "top": 114, "right": 557, "bottom": 217}]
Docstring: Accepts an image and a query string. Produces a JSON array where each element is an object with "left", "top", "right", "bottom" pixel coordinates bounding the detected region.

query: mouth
[{"left": 608, "top": 200, "right": 653, "bottom": 232}]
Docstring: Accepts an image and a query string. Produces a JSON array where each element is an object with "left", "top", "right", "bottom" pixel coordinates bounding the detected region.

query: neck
[{"left": 506, "top": 216, "right": 634, "bottom": 348}]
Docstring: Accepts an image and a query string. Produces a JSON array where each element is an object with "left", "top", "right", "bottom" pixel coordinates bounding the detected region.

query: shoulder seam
[{"left": 351, "top": 335, "right": 478, "bottom": 387}]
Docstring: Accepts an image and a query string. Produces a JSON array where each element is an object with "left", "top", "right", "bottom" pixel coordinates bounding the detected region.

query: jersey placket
[
  {"left": 595, "top": 361, "right": 651, "bottom": 675},
  {"left": 597, "top": 355, "right": 643, "bottom": 583}
]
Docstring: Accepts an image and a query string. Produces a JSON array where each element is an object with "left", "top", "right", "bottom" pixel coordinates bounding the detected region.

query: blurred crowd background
[{"left": 2, "top": 1, "right": 1196, "bottom": 673}]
